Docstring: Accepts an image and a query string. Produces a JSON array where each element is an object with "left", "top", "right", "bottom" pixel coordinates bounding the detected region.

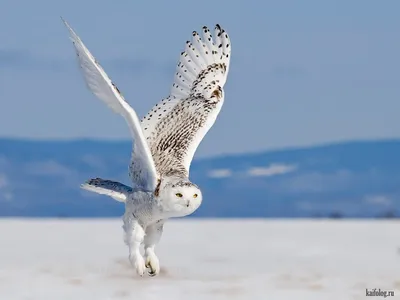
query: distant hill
[{"left": 0, "top": 138, "right": 399, "bottom": 218}]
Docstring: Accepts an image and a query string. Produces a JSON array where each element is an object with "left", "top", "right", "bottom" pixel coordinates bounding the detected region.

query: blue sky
[{"left": 0, "top": 0, "right": 399, "bottom": 157}]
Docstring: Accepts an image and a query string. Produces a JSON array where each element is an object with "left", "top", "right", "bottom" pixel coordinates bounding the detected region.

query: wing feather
[
  {"left": 81, "top": 178, "right": 132, "bottom": 202},
  {"left": 140, "top": 24, "right": 231, "bottom": 177},
  {"left": 62, "top": 18, "right": 158, "bottom": 191}
]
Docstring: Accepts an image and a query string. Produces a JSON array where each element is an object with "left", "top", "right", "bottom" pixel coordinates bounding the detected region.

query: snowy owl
[{"left": 62, "top": 18, "right": 231, "bottom": 277}]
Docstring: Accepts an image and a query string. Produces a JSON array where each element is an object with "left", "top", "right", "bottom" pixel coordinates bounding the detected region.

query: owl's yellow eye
[
  {"left": 175, "top": 193, "right": 183, "bottom": 198},
  {"left": 193, "top": 194, "right": 198, "bottom": 198}
]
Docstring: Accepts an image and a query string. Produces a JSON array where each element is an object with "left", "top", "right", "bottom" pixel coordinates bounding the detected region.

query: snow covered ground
[{"left": 0, "top": 219, "right": 399, "bottom": 300}]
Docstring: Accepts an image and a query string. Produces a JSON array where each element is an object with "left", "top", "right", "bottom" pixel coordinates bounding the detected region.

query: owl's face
[{"left": 159, "top": 180, "right": 203, "bottom": 217}]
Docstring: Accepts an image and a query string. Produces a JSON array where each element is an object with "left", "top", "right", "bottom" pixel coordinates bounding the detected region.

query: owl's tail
[
  {"left": 170, "top": 24, "right": 231, "bottom": 100},
  {"left": 80, "top": 178, "right": 132, "bottom": 203}
]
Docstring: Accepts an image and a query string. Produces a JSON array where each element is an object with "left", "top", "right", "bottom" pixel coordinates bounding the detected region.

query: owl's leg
[
  {"left": 144, "top": 220, "right": 164, "bottom": 277},
  {"left": 122, "top": 214, "right": 145, "bottom": 276}
]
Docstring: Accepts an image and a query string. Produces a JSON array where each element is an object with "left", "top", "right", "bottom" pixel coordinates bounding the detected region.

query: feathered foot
[
  {"left": 123, "top": 215, "right": 146, "bottom": 277},
  {"left": 143, "top": 220, "right": 164, "bottom": 277},
  {"left": 129, "top": 251, "right": 146, "bottom": 277},
  {"left": 145, "top": 249, "right": 160, "bottom": 277}
]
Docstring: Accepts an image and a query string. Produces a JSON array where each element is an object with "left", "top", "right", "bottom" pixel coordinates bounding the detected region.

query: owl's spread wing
[
  {"left": 140, "top": 24, "right": 231, "bottom": 178},
  {"left": 81, "top": 178, "right": 132, "bottom": 202},
  {"left": 62, "top": 18, "right": 158, "bottom": 191}
]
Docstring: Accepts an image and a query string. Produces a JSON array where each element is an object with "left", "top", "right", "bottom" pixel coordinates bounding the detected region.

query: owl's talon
[
  {"left": 145, "top": 251, "right": 160, "bottom": 277},
  {"left": 129, "top": 252, "right": 146, "bottom": 277}
]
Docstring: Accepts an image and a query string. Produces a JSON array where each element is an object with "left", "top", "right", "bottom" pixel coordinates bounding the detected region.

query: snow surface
[{"left": 0, "top": 219, "right": 399, "bottom": 300}]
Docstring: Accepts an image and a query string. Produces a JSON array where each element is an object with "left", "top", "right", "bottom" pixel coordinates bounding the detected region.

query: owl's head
[{"left": 157, "top": 179, "right": 203, "bottom": 217}]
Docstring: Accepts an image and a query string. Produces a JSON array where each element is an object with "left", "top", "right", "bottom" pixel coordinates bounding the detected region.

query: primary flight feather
[{"left": 62, "top": 18, "right": 231, "bottom": 277}]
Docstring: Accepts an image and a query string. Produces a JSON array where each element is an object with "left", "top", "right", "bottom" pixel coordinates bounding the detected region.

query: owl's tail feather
[
  {"left": 170, "top": 24, "right": 231, "bottom": 100},
  {"left": 80, "top": 178, "right": 132, "bottom": 203}
]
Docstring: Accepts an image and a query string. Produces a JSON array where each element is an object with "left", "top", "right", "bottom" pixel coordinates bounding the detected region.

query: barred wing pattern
[{"left": 140, "top": 25, "right": 231, "bottom": 178}]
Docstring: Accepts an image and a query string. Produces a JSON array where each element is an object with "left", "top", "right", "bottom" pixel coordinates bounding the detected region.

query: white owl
[{"left": 62, "top": 18, "right": 231, "bottom": 277}]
